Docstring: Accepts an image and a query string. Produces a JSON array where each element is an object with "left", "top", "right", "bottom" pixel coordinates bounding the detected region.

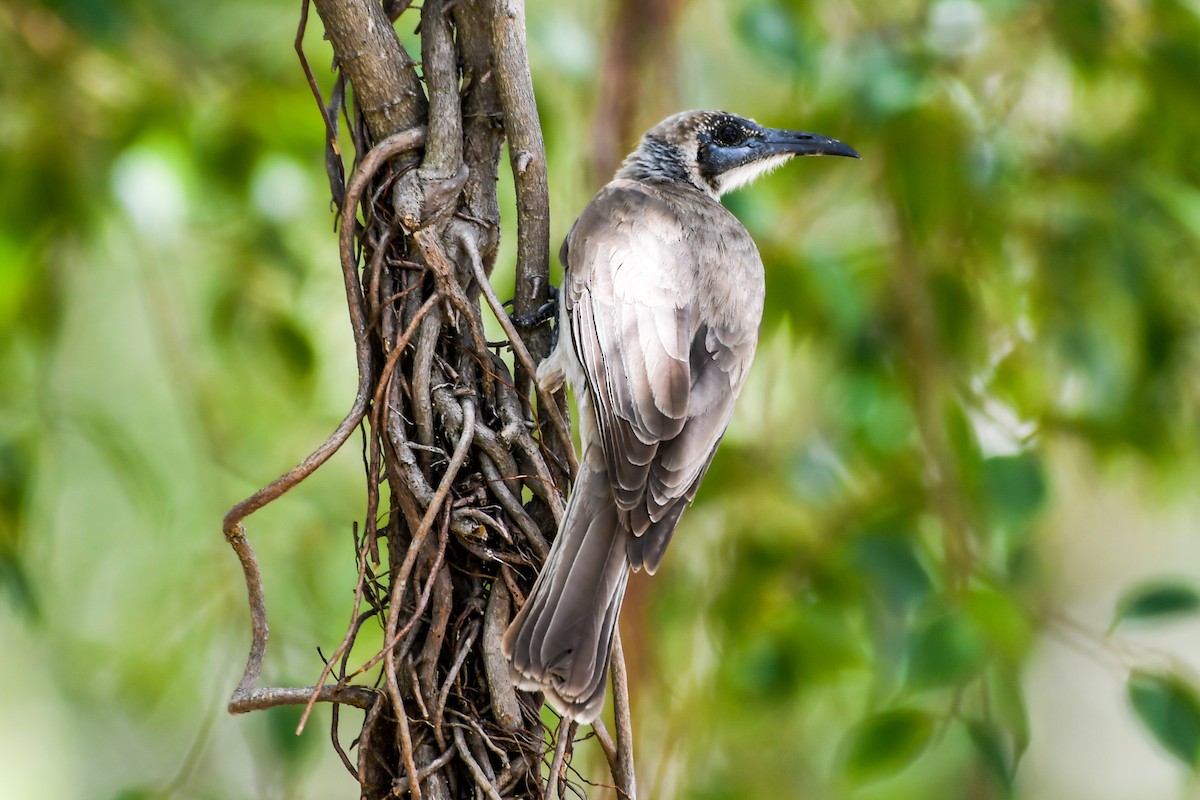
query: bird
[{"left": 501, "top": 110, "right": 859, "bottom": 722}]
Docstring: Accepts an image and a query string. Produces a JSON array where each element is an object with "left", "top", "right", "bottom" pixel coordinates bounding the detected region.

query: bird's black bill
[{"left": 763, "top": 128, "right": 860, "bottom": 159}]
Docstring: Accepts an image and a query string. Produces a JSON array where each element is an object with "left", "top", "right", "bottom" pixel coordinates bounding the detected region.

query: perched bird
[{"left": 502, "top": 110, "right": 859, "bottom": 722}]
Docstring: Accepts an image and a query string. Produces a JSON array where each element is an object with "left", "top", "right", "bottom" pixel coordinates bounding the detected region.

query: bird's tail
[{"left": 501, "top": 460, "right": 630, "bottom": 723}]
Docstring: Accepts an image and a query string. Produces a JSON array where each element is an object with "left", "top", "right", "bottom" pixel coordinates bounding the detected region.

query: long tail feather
[{"left": 502, "top": 462, "right": 629, "bottom": 723}]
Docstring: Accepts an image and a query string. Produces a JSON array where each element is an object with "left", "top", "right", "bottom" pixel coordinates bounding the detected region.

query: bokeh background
[{"left": 4, "top": 0, "right": 1200, "bottom": 798}]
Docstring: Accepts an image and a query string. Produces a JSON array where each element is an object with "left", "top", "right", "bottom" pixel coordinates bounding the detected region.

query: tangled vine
[{"left": 222, "top": 1, "right": 636, "bottom": 798}]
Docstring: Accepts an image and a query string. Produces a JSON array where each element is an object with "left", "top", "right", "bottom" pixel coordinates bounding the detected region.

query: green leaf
[
  {"left": 905, "top": 610, "right": 988, "bottom": 689},
  {"left": 1113, "top": 581, "right": 1200, "bottom": 630},
  {"left": 842, "top": 708, "right": 935, "bottom": 784},
  {"left": 965, "top": 718, "right": 1014, "bottom": 794},
  {"left": 981, "top": 453, "right": 1048, "bottom": 529},
  {"left": 1128, "top": 671, "right": 1200, "bottom": 770},
  {"left": 854, "top": 533, "right": 933, "bottom": 613},
  {"left": 989, "top": 663, "right": 1031, "bottom": 765},
  {"left": 966, "top": 585, "right": 1034, "bottom": 660}
]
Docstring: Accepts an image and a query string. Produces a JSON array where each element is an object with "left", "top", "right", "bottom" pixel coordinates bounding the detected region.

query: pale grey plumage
[{"left": 502, "top": 110, "right": 858, "bottom": 722}]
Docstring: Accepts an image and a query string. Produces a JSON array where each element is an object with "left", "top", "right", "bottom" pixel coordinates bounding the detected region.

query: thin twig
[
  {"left": 298, "top": 527, "right": 377, "bottom": 734},
  {"left": 546, "top": 719, "right": 577, "bottom": 800},
  {"left": 434, "top": 624, "right": 480, "bottom": 744},
  {"left": 295, "top": 0, "right": 342, "bottom": 164},
  {"left": 377, "top": 395, "right": 476, "bottom": 800},
  {"left": 222, "top": 129, "right": 426, "bottom": 534},
  {"left": 391, "top": 747, "right": 456, "bottom": 795},
  {"left": 454, "top": 725, "right": 505, "bottom": 800},
  {"left": 450, "top": 711, "right": 512, "bottom": 766},
  {"left": 223, "top": 528, "right": 270, "bottom": 706},
  {"left": 230, "top": 684, "right": 378, "bottom": 713},
  {"left": 385, "top": 665, "right": 422, "bottom": 800},
  {"left": 408, "top": 659, "right": 432, "bottom": 720},
  {"left": 413, "top": 227, "right": 493, "bottom": 389},
  {"left": 371, "top": 293, "right": 441, "bottom": 423},
  {"left": 591, "top": 719, "right": 621, "bottom": 791},
  {"left": 478, "top": 453, "right": 546, "bottom": 556},
  {"left": 381, "top": 397, "right": 476, "bottom": 667},
  {"left": 351, "top": 515, "right": 450, "bottom": 680},
  {"left": 610, "top": 632, "right": 637, "bottom": 800},
  {"left": 223, "top": 130, "right": 427, "bottom": 713},
  {"left": 462, "top": 231, "right": 577, "bottom": 473},
  {"left": 329, "top": 698, "right": 358, "bottom": 780},
  {"left": 488, "top": 0, "right": 551, "bottom": 349}
]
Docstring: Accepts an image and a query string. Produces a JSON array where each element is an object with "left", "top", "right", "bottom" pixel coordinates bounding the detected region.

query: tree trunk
[{"left": 222, "top": 1, "right": 631, "bottom": 798}]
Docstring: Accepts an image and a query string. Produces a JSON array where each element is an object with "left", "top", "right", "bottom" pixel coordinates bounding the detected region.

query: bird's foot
[{"left": 507, "top": 283, "right": 558, "bottom": 329}]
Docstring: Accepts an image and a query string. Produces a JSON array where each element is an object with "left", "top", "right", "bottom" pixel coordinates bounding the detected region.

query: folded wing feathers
[{"left": 569, "top": 192, "right": 755, "bottom": 564}]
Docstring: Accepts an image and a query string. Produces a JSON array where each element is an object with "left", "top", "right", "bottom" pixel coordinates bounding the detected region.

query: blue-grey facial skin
[{"left": 697, "top": 116, "right": 860, "bottom": 186}]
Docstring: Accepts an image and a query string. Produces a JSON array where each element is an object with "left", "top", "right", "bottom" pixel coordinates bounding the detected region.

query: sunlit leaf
[
  {"left": 842, "top": 708, "right": 935, "bottom": 784},
  {"left": 1128, "top": 671, "right": 1200, "bottom": 770},
  {"left": 966, "top": 585, "right": 1034, "bottom": 660},
  {"left": 1113, "top": 581, "right": 1200, "bottom": 629}
]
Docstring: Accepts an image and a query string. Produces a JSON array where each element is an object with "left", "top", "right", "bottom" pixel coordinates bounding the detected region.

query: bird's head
[{"left": 618, "top": 110, "right": 859, "bottom": 197}]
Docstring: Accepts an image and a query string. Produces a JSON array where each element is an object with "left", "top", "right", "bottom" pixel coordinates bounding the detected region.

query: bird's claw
[{"left": 508, "top": 283, "right": 558, "bottom": 329}]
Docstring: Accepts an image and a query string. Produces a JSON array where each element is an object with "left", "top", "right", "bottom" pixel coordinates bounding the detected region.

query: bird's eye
[{"left": 711, "top": 122, "right": 746, "bottom": 147}]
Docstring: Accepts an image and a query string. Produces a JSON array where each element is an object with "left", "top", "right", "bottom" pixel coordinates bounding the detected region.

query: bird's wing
[{"left": 563, "top": 181, "right": 760, "bottom": 573}]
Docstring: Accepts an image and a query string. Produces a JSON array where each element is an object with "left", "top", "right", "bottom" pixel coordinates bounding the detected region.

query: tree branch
[
  {"left": 312, "top": 0, "right": 427, "bottom": 141},
  {"left": 611, "top": 631, "right": 638, "bottom": 799},
  {"left": 488, "top": 0, "right": 551, "bottom": 333},
  {"left": 227, "top": 3, "right": 602, "bottom": 797}
]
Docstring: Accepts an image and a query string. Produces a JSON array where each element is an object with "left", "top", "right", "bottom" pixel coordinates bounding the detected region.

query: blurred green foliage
[
  {"left": 1113, "top": 580, "right": 1200, "bottom": 630},
  {"left": 2, "top": 0, "right": 1200, "bottom": 798},
  {"left": 1127, "top": 671, "right": 1200, "bottom": 772}
]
